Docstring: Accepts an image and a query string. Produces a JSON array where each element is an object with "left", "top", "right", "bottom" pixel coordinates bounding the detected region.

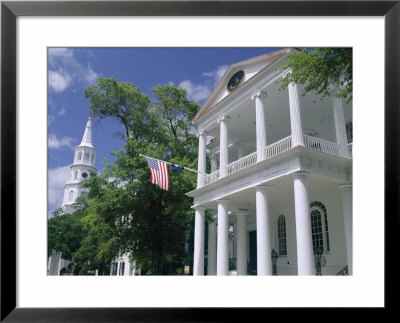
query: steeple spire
[{"left": 80, "top": 117, "right": 93, "bottom": 147}]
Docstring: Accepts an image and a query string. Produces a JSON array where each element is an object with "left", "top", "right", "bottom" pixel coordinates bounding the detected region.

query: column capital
[
  {"left": 251, "top": 90, "right": 267, "bottom": 100},
  {"left": 283, "top": 68, "right": 293, "bottom": 78},
  {"left": 235, "top": 211, "right": 248, "bottom": 217},
  {"left": 254, "top": 184, "right": 270, "bottom": 192},
  {"left": 217, "top": 115, "right": 231, "bottom": 124},
  {"left": 217, "top": 199, "right": 230, "bottom": 207},
  {"left": 291, "top": 171, "right": 310, "bottom": 180},
  {"left": 338, "top": 183, "right": 352, "bottom": 190},
  {"left": 197, "top": 130, "right": 208, "bottom": 137},
  {"left": 192, "top": 205, "right": 207, "bottom": 212}
]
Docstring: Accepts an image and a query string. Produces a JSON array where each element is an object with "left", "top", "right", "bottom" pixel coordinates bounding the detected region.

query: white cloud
[
  {"left": 178, "top": 65, "right": 229, "bottom": 104},
  {"left": 48, "top": 105, "right": 67, "bottom": 125},
  {"left": 48, "top": 134, "right": 75, "bottom": 149},
  {"left": 202, "top": 65, "right": 229, "bottom": 85},
  {"left": 48, "top": 70, "right": 72, "bottom": 92},
  {"left": 84, "top": 66, "right": 98, "bottom": 84},
  {"left": 48, "top": 165, "right": 71, "bottom": 210},
  {"left": 179, "top": 80, "right": 211, "bottom": 102},
  {"left": 48, "top": 48, "right": 98, "bottom": 93},
  {"left": 48, "top": 48, "right": 74, "bottom": 59}
]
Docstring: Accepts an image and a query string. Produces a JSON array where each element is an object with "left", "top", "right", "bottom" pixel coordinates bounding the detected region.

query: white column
[
  {"left": 207, "top": 213, "right": 217, "bottom": 275},
  {"left": 236, "top": 212, "right": 248, "bottom": 275},
  {"left": 292, "top": 172, "right": 314, "bottom": 275},
  {"left": 217, "top": 200, "right": 229, "bottom": 275},
  {"left": 197, "top": 131, "right": 207, "bottom": 188},
  {"left": 217, "top": 115, "right": 230, "bottom": 178},
  {"left": 57, "top": 252, "right": 62, "bottom": 276},
  {"left": 339, "top": 184, "right": 352, "bottom": 275},
  {"left": 116, "top": 261, "right": 120, "bottom": 276},
  {"left": 255, "top": 185, "right": 272, "bottom": 275},
  {"left": 193, "top": 206, "right": 206, "bottom": 275},
  {"left": 288, "top": 83, "right": 305, "bottom": 146},
  {"left": 251, "top": 92, "right": 267, "bottom": 162},
  {"left": 333, "top": 97, "right": 350, "bottom": 158}
]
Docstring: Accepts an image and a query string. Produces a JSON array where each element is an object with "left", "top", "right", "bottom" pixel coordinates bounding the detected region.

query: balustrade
[
  {"left": 304, "top": 135, "right": 341, "bottom": 157},
  {"left": 202, "top": 135, "right": 350, "bottom": 186},
  {"left": 347, "top": 142, "right": 353, "bottom": 157},
  {"left": 227, "top": 151, "right": 257, "bottom": 175},
  {"left": 264, "top": 135, "right": 292, "bottom": 159}
]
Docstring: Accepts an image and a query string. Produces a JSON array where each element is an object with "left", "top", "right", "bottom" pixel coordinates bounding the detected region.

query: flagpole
[{"left": 139, "top": 154, "right": 204, "bottom": 175}]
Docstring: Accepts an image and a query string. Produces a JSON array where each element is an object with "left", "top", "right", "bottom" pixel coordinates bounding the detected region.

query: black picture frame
[{"left": 1, "top": 1, "right": 398, "bottom": 321}]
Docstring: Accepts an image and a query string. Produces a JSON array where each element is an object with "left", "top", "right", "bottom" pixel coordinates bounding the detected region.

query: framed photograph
[{"left": 1, "top": 0, "right": 398, "bottom": 321}]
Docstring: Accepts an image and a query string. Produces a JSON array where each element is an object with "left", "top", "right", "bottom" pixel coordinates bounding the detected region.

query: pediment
[{"left": 192, "top": 48, "right": 298, "bottom": 123}]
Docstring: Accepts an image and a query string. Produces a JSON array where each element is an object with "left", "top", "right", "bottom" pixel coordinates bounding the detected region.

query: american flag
[{"left": 145, "top": 157, "right": 169, "bottom": 191}]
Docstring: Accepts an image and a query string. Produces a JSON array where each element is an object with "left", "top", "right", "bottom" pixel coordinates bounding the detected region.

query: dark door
[{"left": 249, "top": 231, "right": 257, "bottom": 275}]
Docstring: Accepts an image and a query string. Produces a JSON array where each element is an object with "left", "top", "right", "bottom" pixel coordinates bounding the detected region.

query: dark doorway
[{"left": 249, "top": 230, "right": 257, "bottom": 275}]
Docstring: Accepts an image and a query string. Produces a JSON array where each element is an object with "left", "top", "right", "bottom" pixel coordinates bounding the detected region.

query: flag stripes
[{"left": 145, "top": 157, "right": 169, "bottom": 191}]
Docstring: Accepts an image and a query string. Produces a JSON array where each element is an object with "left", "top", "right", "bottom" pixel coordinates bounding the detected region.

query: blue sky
[{"left": 47, "top": 47, "right": 281, "bottom": 214}]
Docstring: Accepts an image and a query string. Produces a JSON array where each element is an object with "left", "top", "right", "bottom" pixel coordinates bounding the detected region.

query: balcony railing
[
  {"left": 347, "top": 142, "right": 352, "bottom": 157},
  {"left": 303, "top": 135, "right": 341, "bottom": 157},
  {"left": 204, "top": 169, "right": 220, "bottom": 185},
  {"left": 203, "top": 135, "right": 350, "bottom": 186},
  {"left": 264, "top": 135, "right": 292, "bottom": 159},
  {"left": 227, "top": 151, "right": 257, "bottom": 175}
]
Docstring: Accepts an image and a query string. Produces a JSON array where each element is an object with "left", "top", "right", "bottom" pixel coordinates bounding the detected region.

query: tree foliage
[
  {"left": 84, "top": 77, "right": 153, "bottom": 140},
  {"left": 280, "top": 48, "right": 352, "bottom": 102},
  {"left": 49, "top": 80, "right": 200, "bottom": 275}
]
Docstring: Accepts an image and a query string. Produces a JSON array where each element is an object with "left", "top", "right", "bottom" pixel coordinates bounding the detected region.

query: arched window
[
  {"left": 68, "top": 190, "right": 74, "bottom": 202},
  {"left": 77, "top": 151, "right": 82, "bottom": 161},
  {"left": 74, "top": 171, "right": 78, "bottom": 179},
  {"left": 310, "top": 201, "right": 330, "bottom": 254},
  {"left": 84, "top": 152, "right": 90, "bottom": 162},
  {"left": 277, "top": 215, "right": 287, "bottom": 256}
]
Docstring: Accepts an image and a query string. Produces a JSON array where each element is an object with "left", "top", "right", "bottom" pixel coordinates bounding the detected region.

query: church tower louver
[{"left": 61, "top": 117, "right": 97, "bottom": 214}]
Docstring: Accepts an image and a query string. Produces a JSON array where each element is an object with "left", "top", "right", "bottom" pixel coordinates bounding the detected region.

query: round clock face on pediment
[
  {"left": 81, "top": 172, "right": 88, "bottom": 179},
  {"left": 227, "top": 70, "right": 245, "bottom": 92}
]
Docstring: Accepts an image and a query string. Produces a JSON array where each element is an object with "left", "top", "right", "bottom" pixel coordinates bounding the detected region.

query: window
[
  {"left": 346, "top": 121, "right": 353, "bottom": 143},
  {"left": 119, "top": 262, "right": 125, "bottom": 276},
  {"left": 111, "top": 263, "right": 118, "bottom": 276},
  {"left": 84, "top": 152, "right": 90, "bottom": 162},
  {"left": 78, "top": 152, "right": 82, "bottom": 161},
  {"left": 310, "top": 201, "right": 330, "bottom": 254},
  {"left": 74, "top": 171, "right": 78, "bottom": 179},
  {"left": 68, "top": 190, "right": 74, "bottom": 202},
  {"left": 277, "top": 215, "right": 287, "bottom": 256}
]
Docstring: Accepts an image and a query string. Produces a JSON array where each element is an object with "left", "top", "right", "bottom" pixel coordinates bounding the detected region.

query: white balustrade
[
  {"left": 304, "top": 135, "right": 340, "bottom": 157},
  {"left": 202, "top": 135, "right": 348, "bottom": 186},
  {"left": 227, "top": 151, "right": 258, "bottom": 175},
  {"left": 264, "top": 135, "right": 292, "bottom": 159},
  {"left": 347, "top": 142, "right": 353, "bottom": 157},
  {"left": 205, "top": 169, "right": 220, "bottom": 185}
]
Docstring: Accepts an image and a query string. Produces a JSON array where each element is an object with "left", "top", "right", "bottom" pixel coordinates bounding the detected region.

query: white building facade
[{"left": 187, "top": 48, "right": 352, "bottom": 276}]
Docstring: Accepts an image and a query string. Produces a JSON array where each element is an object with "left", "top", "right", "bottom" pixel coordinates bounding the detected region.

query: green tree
[
  {"left": 84, "top": 77, "right": 152, "bottom": 140},
  {"left": 280, "top": 48, "right": 352, "bottom": 102},
  {"left": 75, "top": 81, "right": 200, "bottom": 275},
  {"left": 48, "top": 207, "right": 85, "bottom": 260}
]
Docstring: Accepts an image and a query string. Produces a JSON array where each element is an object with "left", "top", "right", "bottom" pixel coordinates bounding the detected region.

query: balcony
[{"left": 204, "top": 135, "right": 352, "bottom": 186}]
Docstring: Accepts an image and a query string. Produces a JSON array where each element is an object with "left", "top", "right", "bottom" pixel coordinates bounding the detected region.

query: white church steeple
[
  {"left": 61, "top": 117, "right": 97, "bottom": 214},
  {"left": 80, "top": 116, "right": 94, "bottom": 147}
]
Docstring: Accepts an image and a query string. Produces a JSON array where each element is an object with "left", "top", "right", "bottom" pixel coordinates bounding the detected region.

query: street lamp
[
  {"left": 314, "top": 245, "right": 324, "bottom": 276},
  {"left": 271, "top": 249, "right": 279, "bottom": 275}
]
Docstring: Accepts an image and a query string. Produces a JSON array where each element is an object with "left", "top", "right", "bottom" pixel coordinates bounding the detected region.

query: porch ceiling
[{"left": 205, "top": 82, "right": 352, "bottom": 154}]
